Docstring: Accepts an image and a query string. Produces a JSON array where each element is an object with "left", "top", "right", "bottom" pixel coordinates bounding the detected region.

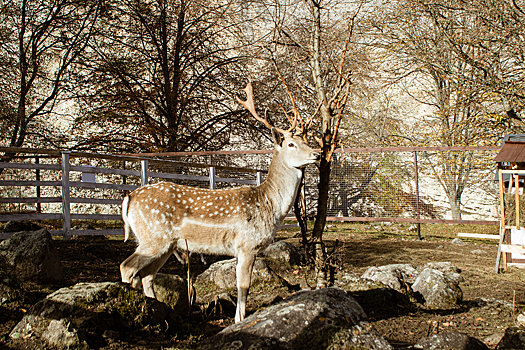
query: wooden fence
[{"left": 0, "top": 147, "right": 267, "bottom": 240}]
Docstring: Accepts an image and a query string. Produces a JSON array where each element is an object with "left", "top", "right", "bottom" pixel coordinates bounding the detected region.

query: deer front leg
[{"left": 235, "top": 251, "right": 256, "bottom": 323}]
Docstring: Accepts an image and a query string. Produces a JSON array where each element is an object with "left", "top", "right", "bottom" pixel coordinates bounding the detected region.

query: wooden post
[
  {"left": 256, "top": 171, "right": 263, "bottom": 186},
  {"left": 122, "top": 161, "right": 127, "bottom": 197},
  {"left": 209, "top": 167, "right": 216, "bottom": 190},
  {"left": 413, "top": 151, "right": 422, "bottom": 240},
  {"left": 35, "top": 156, "right": 41, "bottom": 214},
  {"left": 495, "top": 169, "right": 506, "bottom": 273},
  {"left": 514, "top": 174, "right": 520, "bottom": 230},
  {"left": 140, "top": 160, "right": 148, "bottom": 186},
  {"left": 61, "top": 152, "right": 71, "bottom": 240}
]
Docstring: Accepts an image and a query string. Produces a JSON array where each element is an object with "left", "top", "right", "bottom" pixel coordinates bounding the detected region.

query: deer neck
[{"left": 258, "top": 151, "right": 303, "bottom": 221}]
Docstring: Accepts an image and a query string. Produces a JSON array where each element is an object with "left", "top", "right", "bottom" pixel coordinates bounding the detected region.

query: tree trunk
[
  {"left": 449, "top": 190, "right": 462, "bottom": 220},
  {"left": 311, "top": 148, "right": 332, "bottom": 288}
]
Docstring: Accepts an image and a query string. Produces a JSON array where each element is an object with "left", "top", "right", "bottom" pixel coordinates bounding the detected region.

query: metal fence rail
[{"left": 0, "top": 147, "right": 266, "bottom": 239}]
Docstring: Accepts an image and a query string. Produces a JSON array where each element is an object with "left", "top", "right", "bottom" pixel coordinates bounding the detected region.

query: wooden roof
[{"left": 494, "top": 141, "right": 525, "bottom": 163}]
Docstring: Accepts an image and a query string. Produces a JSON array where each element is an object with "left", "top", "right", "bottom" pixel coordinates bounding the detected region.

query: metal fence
[
  {"left": 0, "top": 145, "right": 501, "bottom": 239},
  {"left": 0, "top": 147, "right": 266, "bottom": 239}
]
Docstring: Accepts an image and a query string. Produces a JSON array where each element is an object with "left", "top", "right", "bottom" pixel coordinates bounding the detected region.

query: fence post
[
  {"left": 256, "top": 171, "right": 262, "bottom": 186},
  {"left": 122, "top": 161, "right": 128, "bottom": 197},
  {"left": 413, "top": 151, "right": 421, "bottom": 240},
  {"left": 209, "top": 167, "right": 216, "bottom": 189},
  {"left": 35, "top": 156, "right": 41, "bottom": 214},
  {"left": 140, "top": 160, "right": 148, "bottom": 186},
  {"left": 61, "top": 152, "right": 71, "bottom": 240}
]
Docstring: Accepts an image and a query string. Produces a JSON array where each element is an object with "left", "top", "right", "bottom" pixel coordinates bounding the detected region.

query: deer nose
[{"left": 313, "top": 152, "right": 320, "bottom": 161}]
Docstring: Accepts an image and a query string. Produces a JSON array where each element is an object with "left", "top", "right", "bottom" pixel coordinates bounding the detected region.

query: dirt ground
[{"left": 1, "top": 222, "right": 525, "bottom": 349}]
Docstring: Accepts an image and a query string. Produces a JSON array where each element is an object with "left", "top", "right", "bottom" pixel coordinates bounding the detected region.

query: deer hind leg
[
  {"left": 235, "top": 251, "right": 256, "bottom": 323},
  {"left": 120, "top": 245, "right": 173, "bottom": 298}
]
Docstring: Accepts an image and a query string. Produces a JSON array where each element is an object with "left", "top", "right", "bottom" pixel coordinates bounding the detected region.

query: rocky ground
[{"left": 1, "top": 222, "right": 525, "bottom": 349}]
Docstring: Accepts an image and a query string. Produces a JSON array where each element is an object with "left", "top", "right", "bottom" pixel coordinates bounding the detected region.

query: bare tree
[
  {"left": 241, "top": 0, "right": 375, "bottom": 287},
  {"left": 368, "top": 0, "right": 510, "bottom": 220},
  {"left": 71, "top": 0, "right": 258, "bottom": 153},
  {"left": 0, "top": 0, "right": 100, "bottom": 158}
]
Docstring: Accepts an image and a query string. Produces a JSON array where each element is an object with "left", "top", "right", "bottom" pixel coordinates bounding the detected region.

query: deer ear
[{"left": 271, "top": 128, "right": 283, "bottom": 148}]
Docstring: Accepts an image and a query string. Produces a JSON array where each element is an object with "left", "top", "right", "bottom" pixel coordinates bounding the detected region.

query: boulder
[
  {"left": 196, "top": 257, "right": 287, "bottom": 290},
  {"left": 152, "top": 273, "right": 190, "bottom": 314},
  {"left": 203, "top": 292, "right": 237, "bottom": 319},
  {"left": 338, "top": 272, "right": 386, "bottom": 291},
  {"left": 412, "top": 268, "right": 462, "bottom": 308},
  {"left": 361, "top": 263, "right": 417, "bottom": 292},
  {"left": 41, "top": 318, "right": 87, "bottom": 349},
  {"left": 200, "top": 287, "right": 392, "bottom": 350},
  {"left": 451, "top": 238, "right": 467, "bottom": 245},
  {"left": 2, "top": 220, "right": 42, "bottom": 233},
  {"left": 418, "top": 262, "right": 463, "bottom": 284},
  {"left": 0, "top": 228, "right": 63, "bottom": 283},
  {"left": 0, "top": 270, "right": 24, "bottom": 305},
  {"left": 9, "top": 282, "right": 180, "bottom": 349},
  {"left": 260, "top": 240, "right": 302, "bottom": 265},
  {"left": 412, "top": 332, "right": 489, "bottom": 349},
  {"left": 495, "top": 326, "right": 525, "bottom": 349},
  {"left": 359, "top": 263, "right": 463, "bottom": 309}
]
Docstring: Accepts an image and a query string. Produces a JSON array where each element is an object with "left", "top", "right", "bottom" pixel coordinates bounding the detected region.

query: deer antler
[{"left": 236, "top": 83, "right": 295, "bottom": 134}]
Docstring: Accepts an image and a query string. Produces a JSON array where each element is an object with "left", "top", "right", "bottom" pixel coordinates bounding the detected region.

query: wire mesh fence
[{"left": 162, "top": 146, "right": 500, "bottom": 225}]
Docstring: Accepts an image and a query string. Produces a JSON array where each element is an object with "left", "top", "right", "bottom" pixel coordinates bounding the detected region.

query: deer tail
[{"left": 122, "top": 196, "right": 131, "bottom": 242}]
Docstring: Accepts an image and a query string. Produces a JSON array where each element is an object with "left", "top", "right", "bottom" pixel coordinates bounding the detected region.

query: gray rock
[
  {"left": 151, "top": 273, "right": 189, "bottom": 314},
  {"left": 418, "top": 262, "right": 463, "bottom": 284},
  {"left": 201, "top": 287, "right": 392, "bottom": 350},
  {"left": 260, "top": 240, "right": 302, "bottom": 265},
  {"left": 412, "top": 268, "right": 462, "bottom": 308},
  {"left": 451, "top": 238, "right": 467, "bottom": 245},
  {"left": 9, "top": 282, "right": 178, "bottom": 348},
  {"left": 0, "top": 270, "right": 24, "bottom": 305},
  {"left": 412, "top": 332, "right": 489, "bottom": 349},
  {"left": 203, "top": 292, "right": 237, "bottom": 319},
  {"left": 419, "top": 262, "right": 461, "bottom": 275},
  {"left": 196, "top": 257, "right": 286, "bottom": 290},
  {"left": 495, "top": 326, "right": 525, "bottom": 349},
  {"left": 483, "top": 332, "right": 505, "bottom": 348},
  {"left": 361, "top": 264, "right": 417, "bottom": 291},
  {"left": 0, "top": 228, "right": 63, "bottom": 283},
  {"left": 3, "top": 220, "right": 42, "bottom": 233},
  {"left": 339, "top": 273, "right": 386, "bottom": 291},
  {"left": 41, "top": 318, "right": 87, "bottom": 349},
  {"left": 517, "top": 313, "right": 525, "bottom": 325}
]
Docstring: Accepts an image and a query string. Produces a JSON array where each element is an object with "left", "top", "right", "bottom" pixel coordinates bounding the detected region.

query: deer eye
[{"left": 288, "top": 142, "right": 295, "bottom": 148}]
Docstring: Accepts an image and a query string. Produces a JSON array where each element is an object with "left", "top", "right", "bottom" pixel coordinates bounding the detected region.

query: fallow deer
[{"left": 120, "top": 83, "right": 319, "bottom": 322}]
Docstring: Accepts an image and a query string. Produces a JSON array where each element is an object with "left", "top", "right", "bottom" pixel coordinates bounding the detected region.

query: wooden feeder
[{"left": 494, "top": 140, "right": 525, "bottom": 272}]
